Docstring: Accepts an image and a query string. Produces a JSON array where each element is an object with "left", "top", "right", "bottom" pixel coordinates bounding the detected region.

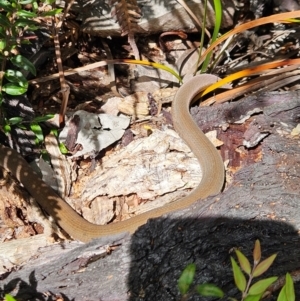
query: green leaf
[
  {"left": 16, "top": 9, "right": 37, "bottom": 18},
  {"left": 252, "top": 254, "right": 277, "bottom": 277},
  {"left": 21, "top": 39, "right": 36, "bottom": 45},
  {"left": 178, "top": 263, "right": 196, "bottom": 295},
  {"left": 244, "top": 294, "right": 263, "bottom": 301},
  {"left": 32, "top": 114, "right": 54, "bottom": 123},
  {"left": 4, "top": 294, "right": 18, "bottom": 301},
  {"left": 14, "top": 18, "right": 38, "bottom": 28},
  {"left": 32, "top": 1, "right": 38, "bottom": 11},
  {"left": 30, "top": 122, "right": 44, "bottom": 142},
  {"left": 0, "top": 39, "right": 6, "bottom": 51},
  {"left": 284, "top": 273, "right": 295, "bottom": 301},
  {"left": 0, "top": 0, "right": 14, "bottom": 12},
  {"left": 201, "top": 0, "right": 222, "bottom": 72},
  {"left": 2, "top": 83, "right": 27, "bottom": 95},
  {"left": 8, "top": 116, "right": 23, "bottom": 125},
  {"left": 40, "top": 149, "right": 50, "bottom": 163},
  {"left": 0, "top": 28, "right": 6, "bottom": 38},
  {"left": 123, "top": 59, "right": 182, "bottom": 83},
  {"left": 196, "top": 283, "right": 224, "bottom": 298},
  {"left": 41, "top": 8, "right": 63, "bottom": 16},
  {"left": 43, "top": 0, "right": 56, "bottom": 4},
  {"left": 11, "top": 1, "right": 20, "bottom": 9},
  {"left": 253, "top": 240, "right": 261, "bottom": 264},
  {"left": 4, "top": 123, "right": 11, "bottom": 132},
  {"left": 5, "top": 69, "right": 28, "bottom": 87},
  {"left": 17, "top": 123, "right": 26, "bottom": 130},
  {"left": 235, "top": 250, "right": 251, "bottom": 275},
  {"left": 19, "top": 0, "right": 35, "bottom": 4},
  {"left": 10, "top": 54, "right": 36, "bottom": 76},
  {"left": 59, "top": 142, "right": 68, "bottom": 154},
  {"left": 0, "top": 14, "right": 11, "bottom": 28},
  {"left": 50, "top": 128, "right": 58, "bottom": 136},
  {"left": 231, "top": 257, "right": 246, "bottom": 292},
  {"left": 278, "top": 284, "right": 287, "bottom": 301},
  {"left": 25, "top": 24, "right": 39, "bottom": 31},
  {"left": 248, "top": 277, "right": 278, "bottom": 295}
]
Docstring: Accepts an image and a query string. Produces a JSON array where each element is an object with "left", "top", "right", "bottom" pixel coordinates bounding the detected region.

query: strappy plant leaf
[
  {"left": 278, "top": 273, "right": 295, "bottom": 301},
  {"left": 252, "top": 254, "right": 277, "bottom": 278},
  {"left": 253, "top": 240, "right": 261, "bottom": 264},
  {"left": 235, "top": 250, "right": 251, "bottom": 275},
  {"left": 178, "top": 263, "right": 196, "bottom": 295},
  {"left": 248, "top": 277, "right": 278, "bottom": 295},
  {"left": 231, "top": 257, "right": 246, "bottom": 292},
  {"left": 196, "top": 283, "right": 224, "bottom": 298}
]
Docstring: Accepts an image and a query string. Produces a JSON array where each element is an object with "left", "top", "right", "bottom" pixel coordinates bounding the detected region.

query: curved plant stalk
[
  {"left": 122, "top": 59, "right": 182, "bottom": 82},
  {"left": 29, "top": 59, "right": 182, "bottom": 84},
  {"left": 200, "top": 57, "right": 300, "bottom": 97},
  {"left": 200, "top": 0, "right": 222, "bottom": 73},
  {"left": 201, "top": 66, "right": 300, "bottom": 106}
]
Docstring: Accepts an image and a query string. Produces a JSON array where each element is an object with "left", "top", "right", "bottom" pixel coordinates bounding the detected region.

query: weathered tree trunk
[{"left": 1, "top": 91, "right": 300, "bottom": 301}]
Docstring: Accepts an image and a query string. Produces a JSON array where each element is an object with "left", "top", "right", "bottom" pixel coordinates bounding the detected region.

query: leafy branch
[{"left": 178, "top": 240, "right": 295, "bottom": 301}]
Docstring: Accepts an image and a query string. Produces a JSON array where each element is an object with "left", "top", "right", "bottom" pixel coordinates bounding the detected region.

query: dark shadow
[
  {"left": 128, "top": 217, "right": 300, "bottom": 300},
  {"left": 2, "top": 94, "right": 39, "bottom": 158},
  {"left": 1, "top": 271, "right": 72, "bottom": 301},
  {"left": 1, "top": 217, "right": 300, "bottom": 300}
]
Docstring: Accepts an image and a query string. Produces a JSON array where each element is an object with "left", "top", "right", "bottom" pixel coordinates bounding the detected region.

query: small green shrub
[
  {"left": 178, "top": 240, "right": 295, "bottom": 301},
  {"left": 0, "top": 0, "right": 58, "bottom": 141},
  {"left": 0, "top": 0, "right": 61, "bottom": 100}
]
